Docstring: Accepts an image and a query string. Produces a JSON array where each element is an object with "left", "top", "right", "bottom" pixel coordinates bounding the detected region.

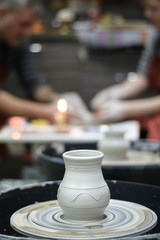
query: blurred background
[
  {"left": 4, "top": 0, "right": 149, "bottom": 107},
  {"left": 1, "top": 0, "right": 158, "bottom": 187}
]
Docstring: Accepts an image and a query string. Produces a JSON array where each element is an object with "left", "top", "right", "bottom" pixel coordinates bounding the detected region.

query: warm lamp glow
[
  {"left": 11, "top": 132, "right": 21, "bottom": 140},
  {"left": 9, "top": 117, "right": 24, "bottom": 128},
  {"left": 55, "top": 98, "right": 68, "bottom": 132},
  {"left": 57, "top": 99, "right": 67, "bottom": 113}
]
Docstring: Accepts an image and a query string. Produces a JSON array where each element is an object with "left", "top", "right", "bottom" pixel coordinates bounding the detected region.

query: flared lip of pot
[{"left": 63, "top": 149, "right": 104, "bottom": 161}]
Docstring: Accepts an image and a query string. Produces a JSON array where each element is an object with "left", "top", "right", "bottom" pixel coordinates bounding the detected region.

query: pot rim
[{"left": 63, "top": 149, "right": 104, "bottom": 160}]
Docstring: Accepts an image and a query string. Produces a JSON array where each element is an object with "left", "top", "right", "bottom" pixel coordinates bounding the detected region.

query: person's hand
[
  {"left": 90, "top": 85, "right": 121, "bottom": 110},
  {"left": 93, "top": 100, "right": 126, "bottom": 124},
  {"left": 55, "top": 92, "right": 94, "bottom": 125},
  {"left": 65, "top": 101, "right": 87, "bottom": 125}
]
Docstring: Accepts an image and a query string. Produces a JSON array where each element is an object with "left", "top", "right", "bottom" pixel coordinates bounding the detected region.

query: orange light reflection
[
  {"left": 9, "top": 117, "right": 24, "bottom": 128},
  {"left": 11, "top": 132, "right": 21, "bottom": 140}
]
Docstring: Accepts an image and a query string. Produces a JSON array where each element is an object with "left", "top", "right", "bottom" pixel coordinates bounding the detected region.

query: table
[
  {"left": 0, "top": 120, "right": 139, "bottom": 144},
  {"left": 0, "top": 120, "right": 140, "bottom": 161}
]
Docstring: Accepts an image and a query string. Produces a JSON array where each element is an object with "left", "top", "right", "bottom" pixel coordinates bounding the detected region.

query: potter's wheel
[
  {"left": 10, "top": 199, "right": 157, "bottom": 240},
  {"left": 102, "top": 150, "right": 160, "bottom": 165}
]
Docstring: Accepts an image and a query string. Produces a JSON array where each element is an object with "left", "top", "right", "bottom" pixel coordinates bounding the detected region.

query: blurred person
[
  {"left": 0, "top": 0, "right": 61, "bottom": 165},
  {"left": 0, "top": 0, "right": 93, "bottom": 129},
  {"left": 0, "top": 0, "right": 90, "bottom": 165},
  {"left": 0, "top": 0, "right": 95, "bottom": 161},
  {"left": 91, "top": 0, "right": 160, "bottom": 140},
  {"left": 0, "top": 0, "right": 60, "bottom": 127}
]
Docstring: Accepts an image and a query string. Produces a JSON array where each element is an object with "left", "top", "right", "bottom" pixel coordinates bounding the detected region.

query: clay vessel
[
  {"left": 98, "top": 129, "right": 130, "bottom": 160},
  {"left": 57, "top": 149, "right": 110, "bottom": 221}
]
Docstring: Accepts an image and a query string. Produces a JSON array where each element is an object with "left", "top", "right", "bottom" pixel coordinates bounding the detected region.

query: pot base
[{"left": 10, "top": 199, "right": 157, "bottom": 240}]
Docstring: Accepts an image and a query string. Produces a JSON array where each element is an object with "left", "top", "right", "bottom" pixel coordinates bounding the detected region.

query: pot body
[
  {"left": 98, "top": 130, "right": 130, "bottom": 160},
  {"left": 57, "top": 150, "right": 110, "bottom": 221}
]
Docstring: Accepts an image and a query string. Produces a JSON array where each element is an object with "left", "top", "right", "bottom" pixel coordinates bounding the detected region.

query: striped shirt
[{"left": 137, "top": 26, "right": 160, "bottom": 76}]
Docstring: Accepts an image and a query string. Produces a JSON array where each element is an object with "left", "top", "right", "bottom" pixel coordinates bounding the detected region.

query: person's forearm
[
  {"left": 33, "top": 85, "right": 59, "bottom": 102},
  {"left": 117, "top": 74, "right": 149, "bottom": 100},
  {"left": 0, "top": 91, "right": 53, "bottom": 121},
  {"left": 123, "top": 96, "right": 160, "bottom": 118}
]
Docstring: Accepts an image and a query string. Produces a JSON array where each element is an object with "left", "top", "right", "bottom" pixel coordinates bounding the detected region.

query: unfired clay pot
[
  {"left": 57, "top": 149, "right": 110, "bottom": 221},
  {"left": 98, "top": 130, "right": 130, "bottom": 160}
]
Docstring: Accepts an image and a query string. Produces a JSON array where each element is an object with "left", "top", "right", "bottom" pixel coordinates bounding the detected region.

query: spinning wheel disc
[{"left": 10, "top": 199, "right": 157, "bottom": 239}]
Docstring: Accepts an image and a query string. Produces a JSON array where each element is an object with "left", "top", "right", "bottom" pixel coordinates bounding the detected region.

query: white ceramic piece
[
  {"left": 57, "top": 149, "right": 110, "bottom": 221},
  {"left": 98, "top": 129, "right": 130, "bottom": 160}
]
